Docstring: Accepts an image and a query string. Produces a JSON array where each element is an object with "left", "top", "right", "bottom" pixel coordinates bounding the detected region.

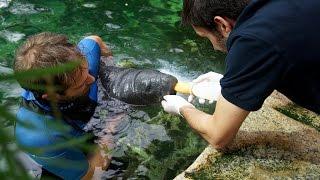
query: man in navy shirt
[{"left": 162, "top": 0, "right": 320, "bottom": 149}]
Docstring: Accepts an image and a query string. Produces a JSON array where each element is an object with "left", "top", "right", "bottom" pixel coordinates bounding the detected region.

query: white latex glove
[
  {"left": 161, "top": 95, "right": 195, "bottom": 116},
  {"left": 188, "top": 72, "right": 223, "bottom": 104}
]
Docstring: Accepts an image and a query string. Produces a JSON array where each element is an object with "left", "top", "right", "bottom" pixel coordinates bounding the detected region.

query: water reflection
[
  {"left": 82, "top": 3, "right": 97, "bottom": 9},
  {"left": 9, "top": 2, "right": 48, "bottom": 14},
  {"left": 0, "top": 0, "right": 11, "bottom": 8},
  {"left": 0, "top": 30, "right": 25, "bottom": 42},
  {"left": 105, "top": 10, "right": 113, "bottom": 19},
  {"left": 105, "top": 23, "right": 121, "bottom": 30}
]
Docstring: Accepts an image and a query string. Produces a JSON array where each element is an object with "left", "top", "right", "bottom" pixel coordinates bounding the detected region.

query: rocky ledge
[{"left": 174, "top": 91, "right": 320, "bottom": 179}]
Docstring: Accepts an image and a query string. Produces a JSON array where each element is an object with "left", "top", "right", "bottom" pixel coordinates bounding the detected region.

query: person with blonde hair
[
  {"left": 14, "top": 32, "right": 180, "bottom": 179},
  {"left": 14, "top": 32, "right": 111, "bottom": 179}
]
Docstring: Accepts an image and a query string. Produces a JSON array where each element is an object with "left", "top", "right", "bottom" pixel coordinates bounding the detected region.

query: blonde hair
[{"left": 14, "top": 32, "right": 85, "bottom": 94}]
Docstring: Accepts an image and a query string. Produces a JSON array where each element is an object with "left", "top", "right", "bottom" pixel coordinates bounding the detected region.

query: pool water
[{"left": 0, "top": 0, "right": 226, "bottom": 179}]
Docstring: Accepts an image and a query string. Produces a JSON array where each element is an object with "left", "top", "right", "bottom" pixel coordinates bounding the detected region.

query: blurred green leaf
[{"left": 0, "top": 61, "right": 81, "bottom": 81}]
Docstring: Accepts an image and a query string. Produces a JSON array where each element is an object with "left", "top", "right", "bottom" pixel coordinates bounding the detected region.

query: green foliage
[
  {"left": 1, "top": 61, "right": 80, "bottom": 81},
  {"left": 0, "top": 99, "right": 33, "bottom": 179},
  {"left": 183, "top": 39, "right": 199, "bottom": 53},
  {"left": 0, "top": 41, "right": 17, "bottom": 66},
  {"left": 0, "top": 125, "right": 32, "bottom": 180}
]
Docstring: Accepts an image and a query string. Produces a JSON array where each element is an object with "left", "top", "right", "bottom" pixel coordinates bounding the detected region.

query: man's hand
[
  {"left": 188, "top": 72, "right": 223, "bottom": 104},
  {"left": 161, "top": 95, "right": 195, "bottom": 116},
  {"left": 181, "top": 95, "right": 250, "bottom": 149},
  {"left": 86, "top": 35, "right": 113, "bottom": 57}
]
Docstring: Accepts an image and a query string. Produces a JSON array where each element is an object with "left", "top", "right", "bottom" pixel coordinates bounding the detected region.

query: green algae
[
  {"left": 117, "top": 59, "right": 139, "bottom": 68},
  {"left": 106, "top": 110, "right": 207, "bottom": 179},
  {"left": 186, "top": 145, "right": 320, "bottom": 179},
  {"left": 276, "top": 103, "right": 320, "bottom": 132},
  {"left": 0, "top": 40, "right": 18, "bottom": 66},
  {"left": 183, "top": 39, "right": 199, "bottom": 53},
  {"left": 142, "top": 111, "right": 207, "bottom": 179}
]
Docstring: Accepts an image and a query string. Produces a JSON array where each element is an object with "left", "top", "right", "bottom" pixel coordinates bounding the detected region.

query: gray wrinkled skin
[{"left": 99, "top": 59, "right": 178, "bottom": 105}]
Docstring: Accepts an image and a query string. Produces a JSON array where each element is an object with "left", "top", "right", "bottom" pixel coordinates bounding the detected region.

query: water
[{"left": 0, "top": 0, "right": 226, "bottom": 179}]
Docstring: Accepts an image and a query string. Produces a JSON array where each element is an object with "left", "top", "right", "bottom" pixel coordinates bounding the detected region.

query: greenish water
[{"left": 0, "top": 0, "right": 226, "bottom": 179}]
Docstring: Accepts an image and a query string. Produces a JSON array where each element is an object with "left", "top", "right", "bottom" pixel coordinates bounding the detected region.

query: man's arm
[{"left": 180, "top": 95, "right": 249, "bottom": 149}]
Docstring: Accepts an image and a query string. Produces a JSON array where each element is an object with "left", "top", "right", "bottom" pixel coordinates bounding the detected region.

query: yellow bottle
[{"left": 174, "top": 82, "right": 192, "bottom": 94}]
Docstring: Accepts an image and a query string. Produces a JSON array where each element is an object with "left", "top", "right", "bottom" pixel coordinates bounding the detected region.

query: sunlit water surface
[{"left": 0, "top": 0, "right": 226, "bottom": 179}]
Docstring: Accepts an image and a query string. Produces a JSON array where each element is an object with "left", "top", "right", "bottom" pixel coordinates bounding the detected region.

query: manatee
[{"left": 99, "top": 58, "right": 178, "bottom": 105}]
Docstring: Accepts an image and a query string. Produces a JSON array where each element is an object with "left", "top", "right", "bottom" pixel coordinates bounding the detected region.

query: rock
[{"left": 174, "top": 91, "right": 320, "bottom": 179}]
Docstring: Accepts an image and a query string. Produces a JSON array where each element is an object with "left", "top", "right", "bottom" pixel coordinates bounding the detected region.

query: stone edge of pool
[{"left": 174, "top": 91, "right": 320, "bottom": 179}]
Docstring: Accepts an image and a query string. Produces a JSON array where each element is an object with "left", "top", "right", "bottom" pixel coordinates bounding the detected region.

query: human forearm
[
  {"left": 180, "top": 96, "right": 249, "bottom": 149},
  {"left": 180, "top": 106, "right": 227, "bottom": 148},
  {"left": 180, "top": 106, "right": 212, "bottom": 135},
  {"left": 162, "top": 95, "right": 248, "bottom": 149}
]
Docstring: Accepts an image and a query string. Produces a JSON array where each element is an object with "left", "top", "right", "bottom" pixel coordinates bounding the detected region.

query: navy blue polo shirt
[{"left": 220, "top": 0, "right": 320, "bottom": 114}]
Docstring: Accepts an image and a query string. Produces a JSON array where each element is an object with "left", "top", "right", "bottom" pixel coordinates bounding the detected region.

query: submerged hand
[
  {"left": 188, "top": 72, "right": 223, "bottom": 104},
  {"left": 161, "top": 95, "right": 194, "bottom": 116},
  {"left": 100, "top": 42, "right": 112, "bottom": 57}
]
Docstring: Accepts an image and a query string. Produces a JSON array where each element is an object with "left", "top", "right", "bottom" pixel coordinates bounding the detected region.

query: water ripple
[
  {"left": 0, "top": 30, "right": 25, "bottom": 42},
  {"left": 0, "top": 0, "right": 11, "bottom": 8},
  {"left": 83, "top": 3, "right": 96, "bottom": 8},
  {"left": 106, "top": 23, "right": 121, "bottom": 30},
  {"left": 105, "top": 10, "right": 113, "bottom": 19}
]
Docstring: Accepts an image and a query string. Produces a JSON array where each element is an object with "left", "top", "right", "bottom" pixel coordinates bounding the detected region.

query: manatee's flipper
[{"left": 99, "top": 63, "right": 177, "bottom": 105}]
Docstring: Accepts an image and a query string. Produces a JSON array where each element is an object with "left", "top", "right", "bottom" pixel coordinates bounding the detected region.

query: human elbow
[
  {"left": 209, "top": 140, "right": 228, "bottom": 150},
  {"left": 207, "top": 135, "right": 232, "bottom": 150}
]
